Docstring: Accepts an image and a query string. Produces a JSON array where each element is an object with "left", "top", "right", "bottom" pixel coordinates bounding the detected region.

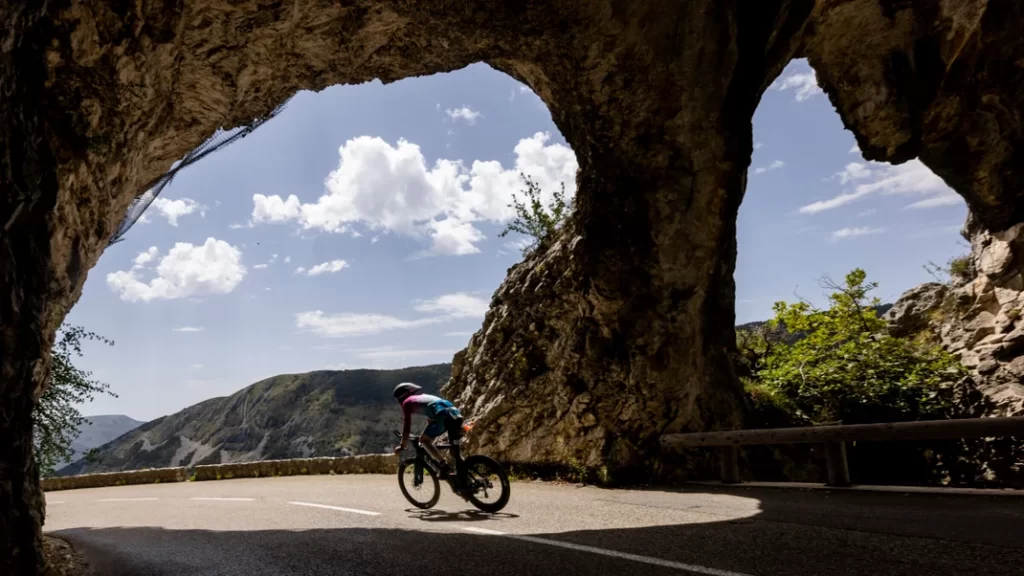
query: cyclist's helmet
[{"left": 393, "top": 382, "right": 422, "bottom": 403}]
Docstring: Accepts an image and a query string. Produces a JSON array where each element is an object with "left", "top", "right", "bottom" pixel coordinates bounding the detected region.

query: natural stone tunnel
[{"left": 2, "top": 1, "right": 1022, "bottom": 573}]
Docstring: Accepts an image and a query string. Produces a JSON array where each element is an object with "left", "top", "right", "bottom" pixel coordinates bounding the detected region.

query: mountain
[
  {"left": 62, "top": 415, "right": 144, "bottom": 467},
  {"left": 58, "top": 364, "right": 450, "bottom": 476}
]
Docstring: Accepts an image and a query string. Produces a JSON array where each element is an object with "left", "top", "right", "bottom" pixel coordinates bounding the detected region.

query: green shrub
[
  {"left": 749, "top": 269, "right": 964, "bottom": 425},
  {"left": 499, "top": 173, "right": 572, "bottom": 254}
]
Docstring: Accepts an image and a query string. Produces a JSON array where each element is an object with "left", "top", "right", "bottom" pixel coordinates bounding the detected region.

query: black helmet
[{"left": 393, "top": 382, "right": 422, "bottom": 402}]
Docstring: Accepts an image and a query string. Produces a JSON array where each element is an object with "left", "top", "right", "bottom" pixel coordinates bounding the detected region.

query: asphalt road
[{"left": 45, "top": 475, "right": 1024, "bottom": 576}]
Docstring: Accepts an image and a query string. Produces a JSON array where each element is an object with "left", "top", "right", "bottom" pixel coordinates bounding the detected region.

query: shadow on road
[
  {"left": 405, "top": 508, "right": 520, "bottom": 522},
  {"left": 54, "top": 487, "right": 1024, "bottom": 576}
]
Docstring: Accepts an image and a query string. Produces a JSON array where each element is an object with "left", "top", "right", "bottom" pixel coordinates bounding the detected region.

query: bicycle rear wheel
[
  {"left": 462, "top": 455, "right": 510, "bottom": 513},
  {"left": 398, "top": 457, "right": 440, "bottom": 509}
]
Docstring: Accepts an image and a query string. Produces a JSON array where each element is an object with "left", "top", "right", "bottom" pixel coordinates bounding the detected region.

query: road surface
[{"left": 45, "top": 475, "right": 1024, "bottom": 576}]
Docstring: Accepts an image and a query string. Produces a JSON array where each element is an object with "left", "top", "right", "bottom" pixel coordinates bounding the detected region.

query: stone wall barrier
[
  {"left": 42, "top": 466, "right": 187, "bottom": 491},
  {"left": 191, "top": 453, "right": 397, "bottom": 481},
  {"left": 41, "top": 454, "right": 399, "bottom": 491}
]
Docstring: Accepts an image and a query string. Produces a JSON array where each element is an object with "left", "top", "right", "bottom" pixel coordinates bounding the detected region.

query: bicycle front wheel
[
  {"left": 398, "top": 457, "right": 440, "bottom": 509},
  {"left": 463, "top": 455, "right": 511, "bottom": 513}
]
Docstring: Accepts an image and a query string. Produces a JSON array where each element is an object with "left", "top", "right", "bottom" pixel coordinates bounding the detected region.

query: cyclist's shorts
[{"left": 423, "top": 400, "right": 462, "bottom": 439}]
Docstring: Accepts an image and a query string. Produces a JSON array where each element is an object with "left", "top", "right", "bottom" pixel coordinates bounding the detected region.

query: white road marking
[
  {"left": 97, "top": 498, "right": 159, "bottom": 502},
  {"left": 456, "top": 527, "right": 753, "bottom": 576},
  {"left": 458, "top": 526, "right": 506, "bottom": 535},
  {"left": 190, "top": 497, "right": 255, "bottom": 502},
  {"left": 288, "top": 501, "right": 380, "bottom": 516}
]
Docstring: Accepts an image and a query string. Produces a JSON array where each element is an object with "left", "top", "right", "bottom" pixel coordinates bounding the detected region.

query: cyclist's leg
[{"left": 420, "top": 419, "right": 448, "bottom": 469}]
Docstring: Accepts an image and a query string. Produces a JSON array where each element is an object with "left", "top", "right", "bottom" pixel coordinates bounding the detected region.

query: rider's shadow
[{"left": 406, "top": 508, "right": 519, "bottom": 522}]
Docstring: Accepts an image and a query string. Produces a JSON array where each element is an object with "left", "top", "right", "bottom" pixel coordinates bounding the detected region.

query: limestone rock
[
  {"left": 888, "top": 214, "right": 1024, "bottom": 419},
  {"left": 5, "top": 1, "right": 1024, "bottom": 572},
  {"left": 884, "top": 283, "right": 947, "bottom": 338}
]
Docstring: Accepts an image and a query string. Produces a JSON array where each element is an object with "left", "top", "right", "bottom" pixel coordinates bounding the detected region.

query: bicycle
[{"left": 393, "top": 420, "right": 511, "bottom": 513}]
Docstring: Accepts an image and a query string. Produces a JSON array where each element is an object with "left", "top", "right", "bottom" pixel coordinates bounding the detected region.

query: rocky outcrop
[
  {"left": 4, "top": 1, "right": 1024, "bottom": 573},
  {"left": 887, "top": 215, "right": 1024, "bottom": 417}
]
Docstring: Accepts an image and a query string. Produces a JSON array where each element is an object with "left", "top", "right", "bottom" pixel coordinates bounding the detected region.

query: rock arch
[{"left": 2, "top": 1, "right": 1022, "bottom": 572}]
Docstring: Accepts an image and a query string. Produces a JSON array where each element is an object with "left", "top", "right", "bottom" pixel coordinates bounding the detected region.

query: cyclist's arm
[{"left": 400, "top": 403, "right": 412, "bottom": 446}]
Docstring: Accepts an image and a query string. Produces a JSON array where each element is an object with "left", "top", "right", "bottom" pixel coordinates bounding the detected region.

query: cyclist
[{"left": 392, "top": 382, "right": 463, "bottom": 478}]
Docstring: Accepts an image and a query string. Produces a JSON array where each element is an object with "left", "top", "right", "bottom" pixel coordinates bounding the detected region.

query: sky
[{"left": 67, "top": 60, "right": 968, "bottom": 421}]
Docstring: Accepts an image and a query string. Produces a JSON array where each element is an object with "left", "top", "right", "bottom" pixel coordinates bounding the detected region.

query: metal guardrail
[{"left": 660, "top": 416, "right": 1024, "bottom": 487}]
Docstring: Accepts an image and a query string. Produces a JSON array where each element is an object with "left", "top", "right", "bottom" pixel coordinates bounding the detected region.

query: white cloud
[
  {"left": 754, "top": 142, "right": 763, "bottom": 150},
  {"left": 800, "top": 160, "right": 954, "bottom": 214},
  {"left": 414, "top": 292, "right": 489, "bottom": 318},
  {"left": 249, "top": 132, "right": 577, "bottom": 256},
  {"left": 753, "top": 160, "right": 785, "bottom": 175},
  {"left": 351, "top": 230, "right": 363, "bottom": 238},
  {"left": 772, "top": 69, "right": 822, "bottom": 101},
  {"left": 371, "top": 236, "right": 379, "bottom": 244},
  {"left": 294, "top": 266, "right": 306, "bottom": 275},
  {"left": 172, "top": 326, "right": 205, "bottom": 333},
  {"left": 106, "top": 238, "right": 246, "bottom": 302},
  {"left": 831, "top": 227, "right": 884, "bottom": 239},
  {"left": 446, "top": 106, "right": 482, "bottom": 125},
  {"left": 253, "top": 263, "right": 268, "bottom": 269},
  {"left": 269, "top": 254, "right": 278, "bottom": 263},
  {"left": 905, "top": 191, "right": 963, "bottom": 209},
  {"left": 304, "top": 259, "right": 349, "bottom": 276},
  {"left": 427, "top": 218, "right": 486, "bottom": 255},
  {"left": 284, "top": 256, "right": 291, "bottom": 263},
  {"left": 849, "top": 144, "right": 861, "bottom": 154},
  {"left": 252, "top": 193, "right": 301, "bottom": 224},
  {"left": 856, "top": 209, "right": 877, "bottom": 217},
  {"left": 504, "top": 238, "right": 533, "bottom": 253},
  {"left": 834, "top": 162, "right": 872, "bottom": 184},
  {"left": 151, "top": 197, "right": 204, "bottom": 226},
  {"left": 295, "top": 311, "right": 442, "bottom": 337},
  {"left": 134, "top": 246, "right": 159, "bottom": 267}
]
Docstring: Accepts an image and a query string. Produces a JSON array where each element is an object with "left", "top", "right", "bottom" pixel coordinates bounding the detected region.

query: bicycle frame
[{"left": 408, "top": 434, "right": 467, "bottom": 491}]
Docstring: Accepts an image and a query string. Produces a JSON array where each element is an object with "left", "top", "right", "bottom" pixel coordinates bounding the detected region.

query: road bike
[{"left": 393, "top": 420, "right": 510, "bottom": 513}]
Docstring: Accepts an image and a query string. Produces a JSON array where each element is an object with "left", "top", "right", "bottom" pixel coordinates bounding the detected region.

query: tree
[
  {"left": 748, "top": 269, "right": 965, "bottom": 425},
  {"left": 33, "top": 325, "right": 116, "bottom": 476},
  {"left": 498, "top": 173, "right": 572, "bottom": 254}
]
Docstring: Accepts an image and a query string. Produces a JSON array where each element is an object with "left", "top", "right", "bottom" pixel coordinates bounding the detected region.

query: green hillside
[{"left": 59, "top": 364, "right": 450, "bottom": 475}]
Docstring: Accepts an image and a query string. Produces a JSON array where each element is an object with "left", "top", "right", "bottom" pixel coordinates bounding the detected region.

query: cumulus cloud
[
  {"left": 151, "top": 197, "right": 205, "bottom": 226},
  {"left": 249, "top": 132, "right": 577, "bottom": 255},
  {"left": 172, "top": 326, "right": 205, "bottom": 333},
  {"left": 800, "top": 160, "right": 958, "bottom": 214},
  {"left": 106, "top": 238, "right": 246, "bottom": 302},
  {"left": 134, "top": 247, "right": 160, "bottom": 267},
  {"left": 445, "top": 106, "right": 482, "bottom": 124},
  {"left": 753, "top": 160, "right": 785, "bottom": 175},
  {"left": 772, "top": 69, "right": 822, "bottom": 102},
  {"left": 303, "top": 259, "right": 349, "bottom": 276},
  {"left": 253, "top": 264, "right": 268, "bottom": 269},
  {"left": 831, "top": 227, "right": 884, "bottom": 239},
  {"left": 849, "top": 144, "right": 861, "bottom": 154},
  {"left": 252, "top": 193, "right": 301, "bottom": 224},
  {"left": 414, "top": 292, "right": 489, "bottom": 318}
]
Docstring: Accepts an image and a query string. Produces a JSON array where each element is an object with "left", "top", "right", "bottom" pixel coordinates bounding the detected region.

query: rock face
[
  {"left": 4, "top": 1, "right": 1024, "bottom": 573},
  {"left": 887, "top": 215, "right": 1024, "bottom": 417}
]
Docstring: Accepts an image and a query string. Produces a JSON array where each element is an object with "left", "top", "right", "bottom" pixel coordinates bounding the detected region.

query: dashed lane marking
[
  {"left": 288, "top": 501, "right": 381, "bottom": 516},
  {"left": 190, "top": 497, "right": 256, "bottom": 502},
  {"left": 97, "top": 498, "right": 160, "bottom": 502},
  {"left": 455, "top": 526, "right": 755, "bottom": 576}
]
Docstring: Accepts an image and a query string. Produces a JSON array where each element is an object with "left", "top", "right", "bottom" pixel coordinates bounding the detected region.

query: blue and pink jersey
[{"left": 401, "top": 394, "right": 460, "bottom": 439}]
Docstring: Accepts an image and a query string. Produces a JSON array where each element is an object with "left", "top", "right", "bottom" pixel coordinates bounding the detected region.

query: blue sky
[{"left": 68, "top": 60, "right": 968, "bottom": 421}]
